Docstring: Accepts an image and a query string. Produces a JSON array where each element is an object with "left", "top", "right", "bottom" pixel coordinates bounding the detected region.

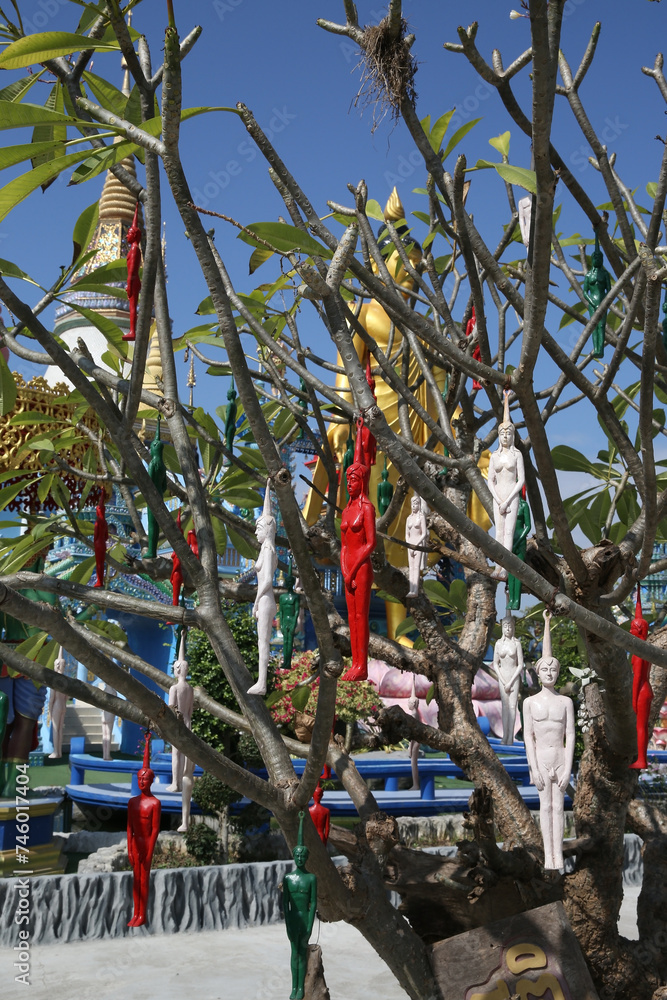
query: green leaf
[
  {"left": 0, "top": 352, "right": 17, "bottom": 415},
  {"left": 7, "top": 411, "right": 61, "bottom": 425},
  {"left": 428, "top": 109, "right": 455, "bottom": 153},
  {"left": 0, "top": 147, "right": 101, "bottom": 223},
  {"left": 0, "top": 257, "right": 41, "bottom": 287},
  {"left": 0, "top": 71, "right": 46, "bottom": 103},
  {"left": 290, "top": 684, "right": 311, "bottom": 713},
  {"left": 365, "top": 199, "right": 385, "bottom": 222},
  {"left": 493, "top": 163, "right": 537, "bottom": 194},
  {"left": 211, "top": 516, "right": 228, "bottom": 555},
  {"left": 30, "top": 83, "right": 66, "bottom": 185},
  {"left": 37, "top": 474, "right": 55, "bottom": 504},
  {"left": 394, "top": 616, "right": 416, "bottom": 639},
  {"left": 249, "top": 246, "right": 275, "bottom": 275},
  {"left": 0, "top": 100, "right": 89, "bottom": 131},
  {"left": 375, "top": 590, "right": 403, "bottom": 605},
  {"left": 425, "top": 683, "right": 435, "bottom": 705},
  {"left": 71, "top": 200, "right": 100, "bottom": 265},
  {"left": 0, "top": 139, "right": 64, "bottom": 173},
  {"left": 69, "top": 137, "right": 142, "bottom": 185},
  {"left": 442, "top": 118, "right": 482, "bottom": 161},
  {"left": 238, "top": 222, "right": 333, "bottom": 259},
  {"left": 646, "top": 182, "right": 658, "bottom": 200},
  {"left": 81, "top": 70, "right": 128, "bottom": 116},
  {"left": 15, "top": 632, "right": 47, "bottom": 662},
  {"left": 0, "top": 478, "right": 36, "bottom": 511},
  {"left": 0, "top": 32, "right": 121, "bottom": 70},
  {"left": 69, "top": 554, "right": 96, "bottom": 585},
  {"left": 265, "top": 687, "right": 285, "bottom": 708},
  {"left": 62, "top": 302, "right": 127, "bottom": 353},
  {"left": 489, "top": 131, "right": 510, "bottom": 158},
  {"left": 551, "top": 445, "right": 608, "bottom": 479}
]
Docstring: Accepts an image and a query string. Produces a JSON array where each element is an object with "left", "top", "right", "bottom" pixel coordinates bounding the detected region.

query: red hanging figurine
[
  {"left": 93, "top": 489, "right": 109, "bottom": 588},
  {"left": 170, "top": 510, "right": 183, "bottom": 608},
  {"left": 127, "top": 731, "right": 161, "bottom": 926},
  {"left": 341, "top": 432, "right": 376, "bottom": 683},
  {"left": 466, "top": 306, "right": 482, "bottom": 391},
  {"left": 187, "top": 526, "right": 199, "bottom": 560},
  {"left": 123, "top": 202, "right": 142, "bottom": 342},
  {"left": 355, "top": 357, "right": 377, "bottom": 468},
  {"left": 309, "top": 783, "right": 330, "bottom": 845},
  {"left": 629, "top": 591, "right": 653, "bottom": 771}
]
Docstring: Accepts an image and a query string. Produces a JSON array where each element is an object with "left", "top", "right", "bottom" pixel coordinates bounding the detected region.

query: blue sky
[{"left": 1, "top": 0, "right": 665, "bottom": 480}]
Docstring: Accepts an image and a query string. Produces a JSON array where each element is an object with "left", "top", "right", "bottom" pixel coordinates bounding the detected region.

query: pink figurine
[
  {"left": 93, "top": 490, "right": 109, "bottom": 588},
  {"left": 309, "top": 783, "right": 330, "bottom": 845},
  {"left": 127, "top": 732, "right": 161, "bottom": 926},
  {"left": 466, "top": 307, "right": 482, "bottom": 390},
  {"left": 123, "top": 202, "right": 142, "bottom": 342},
  {"left": 629, "top": 592, "right": 653, "bottom": 770},
  {"left": 341, "top": 435, "right": 376, "bottom": 683}
]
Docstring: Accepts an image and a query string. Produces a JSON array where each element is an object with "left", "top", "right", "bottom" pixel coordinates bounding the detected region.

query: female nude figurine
[
  {"left": 406, "top": 495, "right": 428, "bottom": 598},
  {"left": 493, "top": 613, "right": 524, "bottom": 745},
  {"left": 488, "top": 392, "right": 525, "bottom": 575},
  {"left": 523, "top": 611, "right": 575, "bottom": 870},
  {"left": 629, "top": 592, "right": 653, "bottom": 771},
  {"left": 341, "top": 459, "right": 376, "bottom": 682},
  {"left": 48, "top": 647, "right": 67, "bottom": 759},
  {"left": 247, "top": 486, "right": 278, "bottom": 696}
]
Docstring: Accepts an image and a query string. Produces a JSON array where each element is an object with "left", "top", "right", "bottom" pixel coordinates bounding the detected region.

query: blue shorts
[{"left": 0, "top": 676, "right": 47, "bottom": 724}]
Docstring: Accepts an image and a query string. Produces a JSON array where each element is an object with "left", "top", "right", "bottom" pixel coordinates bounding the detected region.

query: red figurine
[
  {"left": 341, "top": 436, "right": 376, "bottom": 683},
  {"left": 93, "top": 490, "right": 109, "bottom": 588},
  {"left": 466, "top": 306, "right": 482, "bottom": 390},
  {"left": 187, "top": 527, "right": 199, "bottom": 560},
  {"left": 355, "top": 357, "right": 377, "bottom": 468},
  {"left": 127, "top": 732, "right": 161, "bottom": 927},
  {"left": 123, "top": 202, "right": 142, "bottom": 342},
  {"left": 629, "top": 592, "right": 653, "bottom": 770},
  {"left": 309, "top": 783, "right": 330, "bottom": 845}
]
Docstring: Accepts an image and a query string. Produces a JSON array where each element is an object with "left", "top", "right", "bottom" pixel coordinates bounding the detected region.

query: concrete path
[{"left": 0, "top": 888, "right": 641, "bottom": 1000}]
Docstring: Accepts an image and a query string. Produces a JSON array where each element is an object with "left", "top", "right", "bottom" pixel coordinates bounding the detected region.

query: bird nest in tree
[{"left": 354, "top": 16, "right": 418, "bottom": 131}]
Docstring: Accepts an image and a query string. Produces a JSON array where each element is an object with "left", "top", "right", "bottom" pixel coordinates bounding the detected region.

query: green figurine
[
  {"left": 341, "top": 424, "right": 354, "bottom": 504},
  {"left": 377, "top": 457, "right": 394, "bottom": 516},
  {"left": 507, "top": 485, "right": 531, "bottom": 611},
  {"left": 224, "top": 382, "right": 238, "bottom": 454},
  {"left": 283, "top": 811, "right": 317, "bottom": 1000},
  {"left": 297, "top": 376, "right": 307, "bottom": 439},
  {"left": 582, "top": 234, "right": 611, "bottom": 358},
  {"left": 279, "top": 568, "right": 300, "bottom": 670},
  {"left": 146, "top": 416, "right": 167, "bottom": 559},
  {"left": 662, "top": 287, "right": 667, "bottom": 353}
]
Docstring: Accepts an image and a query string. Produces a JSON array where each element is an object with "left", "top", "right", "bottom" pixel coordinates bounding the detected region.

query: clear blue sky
[{"left": 1, "top": 0, "right": 665, "bottom": 473}]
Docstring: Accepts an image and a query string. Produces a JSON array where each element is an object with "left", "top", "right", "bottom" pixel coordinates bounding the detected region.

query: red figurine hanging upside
[
  {"left": 93, "top": 489, "right": 109, "bottom": 588},
  {"left": 341, "top": 433, "right": 376, "bottom": 683},
  {"left": 187, "top": 526, "right": 199, "bottom": 560},
  {"left": 123, "top": 202, "right": 142, "bottom": 342},
  {"left": 127, "top": 731, "right": 161, "bottom": 927},
  {"left": 466, "top": 306, "right": 482, "bottom": 391},
  {"left": 309, "top": 783, "right": 330, "bottom": 845},
  {"left": 170, "top": 509, "right": 183, "bottom": 607},
  {"left": 629, "top": 592, "right": 653, "bottom": 770},
  {"left": 355, "top": 357, "right": 377, "bottom": 468}
]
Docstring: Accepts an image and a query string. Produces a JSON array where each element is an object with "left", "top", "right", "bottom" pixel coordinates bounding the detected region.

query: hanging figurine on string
[
  {"left": 341, "top": 426, "right": 376, "bottom": 682},
  {"left": 166, "top": 630, "right": 194, "bottom": 793},
  {"left": 582, "top": 233, "right": 611, "bottom": 359},
  {"left": 629, "top": 591, "right": 654, "bottom": 771},
  {"left": 283, "top": 811, "right": 317, "bottom": 1000},
  {"left": 279, "top": 564, "right": 300, "bottom": 670},
  {"left": 377, "top": 457, "right": 394, "bottom": 517},
  {"left": 127, "top": 731, "right": 161, "bottom": 926},
  {"left": 247, "top": 485, "right": 278, "bottom": 696},
  {"left": 170, "top": 509, "right": 184, "bottom": 608},
  {"left": 406, "top": 495, "right": 428, "bottom": 598},
  {"left": 224, "top": 381, "right": 238, "bottom": 457},
  {"left": 146, "top": 416, "right": 167, "bottom": 559},
  {"left": 93, "top": 488, "right": 109, "bottom": 588},
  {"left": 488, "top": 391, "right": 525, "bottom": 575},
  {"left": 309, "top": 784, "right": 330, "bottom": 845},
  {"left": 187, "top": 522, "right": 199, "bottom": 560},
  {"left": 465, "top": 306, "right": 482, "bottom": 390},
  {"left": 355, "top": 358, "right": 377, "bottom": 469},
  {"left": 506, "top": 485, "right": 531, "bottom": 611},
  {"left": 123, "top": 202, "right": 142, "bottom": 342}
]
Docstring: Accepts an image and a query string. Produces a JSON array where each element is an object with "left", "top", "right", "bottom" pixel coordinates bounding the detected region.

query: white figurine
[
  {"left": 488, "top": 391, "right": 525, "bottom": 576},
  {"left": 493, "top": 613, "right": 524, "bottom": 745},
  {"left": 247, "top": 486, "right": 278, "bottom": 696},
  {"left": 406, "top": 496, "right": 428, "bottom": 598},
  {"left": 522, "top": 610, "right": 575, "bottom": 871},
  {"left": 101, "top": 682, "right": 117, "bottom": 761},
  {"left": 166, "top": 632, "right": 194, "bottom": 792},
  {"left": 407, "top": 674, "right": 421, "bottom": 791},
  {"left": 48, "top": 647, "right": 68, "bottom": 759},
  {"left": 177, "top": 756, "right": 196, "bottom": 833},
  {"left": 518, "top": 195, "right": 533, "bottom": 247}
]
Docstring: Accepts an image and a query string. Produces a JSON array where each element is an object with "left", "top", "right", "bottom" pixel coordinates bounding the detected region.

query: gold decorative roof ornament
[{"left": 384, "top": 186, "right": 405, "bottom": 222}]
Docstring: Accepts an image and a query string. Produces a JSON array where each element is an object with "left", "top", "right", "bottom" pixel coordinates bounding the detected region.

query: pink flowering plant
[{"left": 268, "top": 650, "right": 381, "bottom": 729}]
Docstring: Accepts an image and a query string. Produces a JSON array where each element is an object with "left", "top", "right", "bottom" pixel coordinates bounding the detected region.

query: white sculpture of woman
[
  {"left": 406, "top": 496, "right": 428, "bottom": 598},
  {"left": 48, "top": 647, "right": 67, "bottom": 759},
  {"left": 177, "top": 756, "right": 196, "bottom": 833},
  {"left": 518, "top": 195, "right": 533, "bottom": 247},
  {"left": 247, "top": 486, "right": 278, "bottom": 696},
  {"left": 101, "top": 682, "right": 117, "bottom": 761},
  {"left": 522, "top": 610, "right": 575, "bottom": 870},
  {"left": 407, "top": 674, "right": 421, "bottom": 790},
  {"left": 488, "top": 391, "right": 525, "bottom": 576},
  {"left": 493, "top": 613, "right": 524, "bottom": 745},
  {"left": 166, "top": 632, "right": 194, "bottom": 792}
]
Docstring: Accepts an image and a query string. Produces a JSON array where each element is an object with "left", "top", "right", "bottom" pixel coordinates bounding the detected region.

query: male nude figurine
[
  {"left": 523, "top": 611, "right": 575, "bottom": 870},
  {"left": 127, "top": 733, "right": 161, "bottom": 927},
  {"left": 283, "top": 812, "right": 317, "bottom": 1000},
  {"left": 166, "top": 633, "right": 194, "bottom": 792},
  {"left": 48, "top": 648, "right": 68, "bottom": 759}
]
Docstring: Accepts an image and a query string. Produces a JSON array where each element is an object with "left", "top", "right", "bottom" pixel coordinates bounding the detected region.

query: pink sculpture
[
  {"left": 166, "top": 633, "right": 194, "bottom": 792},
  {"left": 309, "top": 783, "right": 330, "bottom": 844},
  {"left": 341, "top": 440, "right": 376, "bottom": 683},
  {"left": 629, "top": 592, "right": 653, "bottom": 771},
  {"left": 123, "top": 202, "right": 142, "bottom": 342},
  {"left": 93, "top": 490, "right": 109, "bottom": 589},
  {"left": 247, "top": 486, "right": 278, "bottom": 696},
  {"left": 48, "top": 647, "right": 67, "bottom": 759},
  {"left": 127, "top": 732, "right": 161, "bottom": 926},
  {"left": 523, "top": 611, "right": 575, "bottom": 870}
]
